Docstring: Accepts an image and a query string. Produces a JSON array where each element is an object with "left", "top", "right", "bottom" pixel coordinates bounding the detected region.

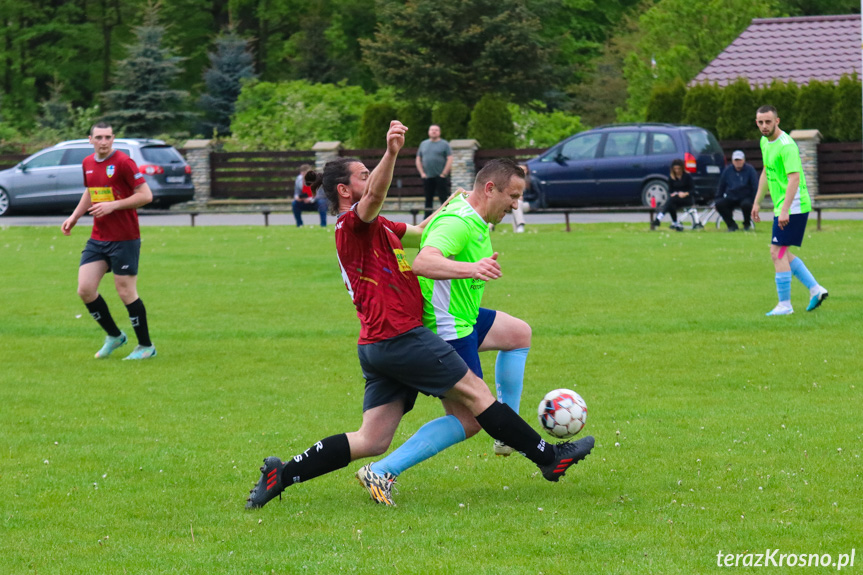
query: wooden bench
[
  {"left": 142, "top": 199, "right": 424, "bottom": 227},
  {"left": 811, "top": 193, "right": 863, "bottom": 231},
  {"left": 528, "top": 206, "right": 658, "bottom": 231}
]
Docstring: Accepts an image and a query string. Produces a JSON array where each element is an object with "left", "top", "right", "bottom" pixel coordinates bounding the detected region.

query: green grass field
[{"left": 1, "top": 220, "right": 861, "bottom": 574}]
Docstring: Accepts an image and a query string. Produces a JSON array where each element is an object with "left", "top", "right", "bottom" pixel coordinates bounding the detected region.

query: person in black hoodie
[
  {"left": 715, "top": 150, "right": 758, "bottom": 231},
  {"left": 653, "top": 159, "right": 702, "bottom": 231}
]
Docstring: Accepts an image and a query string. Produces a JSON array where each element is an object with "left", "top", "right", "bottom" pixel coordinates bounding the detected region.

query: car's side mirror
[
  {"left": 554, "top": 152, "right": 568, "bottom": 164},
  {"left": 18, "top": 162, "right": 27, "bottom": 172}
]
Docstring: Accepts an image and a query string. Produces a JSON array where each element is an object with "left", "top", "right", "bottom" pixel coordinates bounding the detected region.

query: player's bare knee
[
  {"left": 77, "top": 286, "right": 97, "bottom": 302},
  {"left": 513, "top": 319, "right": 532, "bottom": 348}
]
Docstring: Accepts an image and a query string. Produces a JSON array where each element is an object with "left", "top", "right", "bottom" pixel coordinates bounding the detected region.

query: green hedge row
[{"left": 646, "top": 74, "right": 862, "bottom": 141}]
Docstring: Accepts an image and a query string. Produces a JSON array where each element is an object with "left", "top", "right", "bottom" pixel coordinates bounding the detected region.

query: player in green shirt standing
[
  {"left": 355, "top": 159, "right": 593, "bottom": 505},
  {"left": 752, "top": 105, "right": 828, "bottom": 316}
]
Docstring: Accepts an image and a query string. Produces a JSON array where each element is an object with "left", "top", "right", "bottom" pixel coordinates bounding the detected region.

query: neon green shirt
[
  {"left": 418, "top": 193, "right": 492, "bottom": 340},
  {"left": 760, "top": 131, "right": 811, "bottom": 216}
]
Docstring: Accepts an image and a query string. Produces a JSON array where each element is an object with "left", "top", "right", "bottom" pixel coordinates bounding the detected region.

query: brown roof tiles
[{"left": 692, "top": 14, "right": 861, "bottom": 87}]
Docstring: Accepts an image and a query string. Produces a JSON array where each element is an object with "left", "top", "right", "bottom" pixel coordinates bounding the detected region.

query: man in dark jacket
[{"left": 716, "top": 150, "right": 759, "bottom": 231}]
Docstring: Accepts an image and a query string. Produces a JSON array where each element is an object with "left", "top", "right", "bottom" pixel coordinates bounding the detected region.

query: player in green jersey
[
  {"left": 356, "top": 159, "right": 593, "bottom": 504},
  {"left": 752, "top": 105, "right": 828, "bottom": 316}
]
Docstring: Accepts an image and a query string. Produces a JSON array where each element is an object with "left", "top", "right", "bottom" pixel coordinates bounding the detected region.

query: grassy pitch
[{"left": 1, "top": 220, "right": 861, "bottom": 574}]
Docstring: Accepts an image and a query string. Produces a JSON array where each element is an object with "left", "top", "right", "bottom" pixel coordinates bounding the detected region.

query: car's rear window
[
  {"left": 685, "top": 129, "right": 722, "bottom": 155},
  {"left": 140, "top": 146, "right": 184, "bottom": 164}
]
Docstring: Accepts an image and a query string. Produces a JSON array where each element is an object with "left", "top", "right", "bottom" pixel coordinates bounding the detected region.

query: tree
[
  {"left": 622, "top": 0, "right": 777, "bottom": 120},
  {"left": 198, "top": 29, "right": 256, "bottom": 137},
  {"left": 468, "top": 95, "right": 515, "bottom": 149},
  {"left": 758, "top": 79, "right": 799, "bottom": 132},
  {"left": 716, "top": 78, "right": 757, "bottom": 140},
  {"left": 831, "top": 73, "right": 862, "bottom": 142},
  {"left": 683, "top": 83, "right": 721, "bottom": 137},
  {"left": 357, "top": 102, "right": 398, "bottom": 148},
  {"left": 101, "top": 2, "right": 192, "bottom": 136},
  {"left": 796, "top": 80, "right": 836, "bottom": 139},
  {"left": 646, "top": 78, "right": 687, "bottom": 123},
  {"left": 362, "top": 0, "right": 559, "bottom": 106},
  {"left": 230, "top": 80, "right": 391, "bottom": 150},
  {"left": 433, "top": 100, "right": 471, "bottom": 140},
  {"left": 510, "top": 103, "right": 586, "bottom": 148},
  {"left": 395, "top": 102, "right": 432, "bottom": 147}
]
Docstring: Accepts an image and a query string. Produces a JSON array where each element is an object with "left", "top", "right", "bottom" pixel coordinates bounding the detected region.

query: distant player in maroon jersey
[
  {"left": 246, "top": 121, "right": 593, "bottom": 509},
  {"left": 61, "top": 122, "right": 156, "bottom": 360}
]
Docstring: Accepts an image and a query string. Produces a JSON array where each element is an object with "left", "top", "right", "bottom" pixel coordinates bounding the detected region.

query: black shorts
[
  {"left": 358, "top": 326, "right": 469, "bottom": 413},
  {"left": 771, "top": 212, "right": 809, "bottom": 247},
  {"left": 80, "top": 238, "right": 141, "bottom": 276}
]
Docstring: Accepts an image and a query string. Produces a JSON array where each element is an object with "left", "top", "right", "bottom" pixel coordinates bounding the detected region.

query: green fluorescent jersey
[
  {"left": 418, "top": 193, "right": 491, "bottom": 340},
  {"left": 760, "top": 131, "right": 811, "bottom": 216}
]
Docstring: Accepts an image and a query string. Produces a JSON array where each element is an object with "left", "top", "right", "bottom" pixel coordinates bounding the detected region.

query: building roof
[{"left": 693, "top": 14, "right": 861, "bottom": 87}]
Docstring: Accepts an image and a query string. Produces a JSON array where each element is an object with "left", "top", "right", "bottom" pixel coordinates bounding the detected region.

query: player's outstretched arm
[{"left": 356, "top": 120, "right": 407, "bottom": 223}]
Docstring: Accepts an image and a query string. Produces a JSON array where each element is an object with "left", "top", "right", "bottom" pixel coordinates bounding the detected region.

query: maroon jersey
[
  {"left": 335, "top": 208, "right": 424, "bottom": 344},
  {"left": 82, "top": 150, "right": 145, "bottom": 242}
]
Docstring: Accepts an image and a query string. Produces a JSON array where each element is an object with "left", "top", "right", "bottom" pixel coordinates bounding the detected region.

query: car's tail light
[
  {"left": 139, "top": 164, "right": 164, "bottom": 175},
  {"left": 184, "top": 165, "right": 192, "bottom": 175},
  {"left": 684, "top": 153, "right": 697, "bottom": 173}
]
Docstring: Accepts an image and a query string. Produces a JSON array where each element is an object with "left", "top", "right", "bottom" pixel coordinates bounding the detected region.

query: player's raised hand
[
  {"left": 471, "top": 252, "right": 502, "bottom": 281},
  {"left": 386, "top": 121, "right": 407, "bottom": 155}
]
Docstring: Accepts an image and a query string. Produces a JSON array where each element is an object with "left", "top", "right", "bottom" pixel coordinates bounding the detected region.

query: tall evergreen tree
[
  {"left": 101, "top": 1, "right": 192, "bottom": 136},
  {"left": 198, "top": 29, "right": 256, "bottom": 137}
]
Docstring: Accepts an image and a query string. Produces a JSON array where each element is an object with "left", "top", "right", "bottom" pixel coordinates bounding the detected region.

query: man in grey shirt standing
[{"left": 415, "top": 124, "right": 454, "bottom": 218}]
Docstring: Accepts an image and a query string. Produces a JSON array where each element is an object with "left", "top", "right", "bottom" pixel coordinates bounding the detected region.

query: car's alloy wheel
[
  {"left": 0, "top": 188, "right": 10, "bottom": 216},
  {"left": 641, "top": 180, "right": 669, "bottom": 208}
]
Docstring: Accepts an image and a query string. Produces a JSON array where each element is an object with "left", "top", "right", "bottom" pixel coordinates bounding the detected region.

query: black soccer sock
[
  {"left": 280, "top": 433, "right": 352, "bottom": 486},
  {"left": 475, "top": 401, "right": 554, "bottom": 466},
  {"left": 85, "top": 295, "right": 122, "bottom": 337},
  {"left": 125, "top": 298, "right": 151, "bottom": 347}
]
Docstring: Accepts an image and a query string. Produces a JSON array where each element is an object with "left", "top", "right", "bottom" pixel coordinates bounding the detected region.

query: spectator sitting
[
  {"left": 292, "top": 164, "right": 327, "bottom": 227},
  {"left": 716, "top": 150, "right": 758, "bottom": 231},
  {"left": 653, "top": 159, "right": 703, "bottom": 231}
]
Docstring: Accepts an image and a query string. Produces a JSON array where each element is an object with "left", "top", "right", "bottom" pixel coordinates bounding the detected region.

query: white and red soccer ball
[{"left": 537, "top": 388, "right": 588, "bottom": 439}]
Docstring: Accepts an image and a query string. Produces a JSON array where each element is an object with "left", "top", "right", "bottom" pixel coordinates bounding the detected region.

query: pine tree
[
  {"left": 716, "top": 78, "right": 756, "bottom": 140},
  {"left": 357, "top": 103, "right": 398, "bottom": 149},
  {"left": 645, "top": 78, "right": 686, "bottom": 124},
  {"left": 468, "top": 95, "right": 515, "bottom": 149},
  {"left": 101, "top": 1, "right": 192, "bottom": 136},
  {"left": 198, "top": 29, "right": 256, "bottom": 137},
  {"left": 830, "top": 73, "right": 861, "bottom": 142},
  {"left": 396, "top": 102, "right": 432, "bottom": 147},
  {"left": 433, "top": 100, "right": 471, "bottom": 140},
  {"left": 796, "top": 80, "right": 836, "bottom": 140},
  {"left": 683, "top": 83, "right": 721, "bottom": 137}
]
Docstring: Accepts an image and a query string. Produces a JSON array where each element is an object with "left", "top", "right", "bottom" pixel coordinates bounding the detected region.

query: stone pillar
[
  {"left": 183, "top": 139, "right": 221, "bottom": 205},
  {"left": 449, "top": 139, "right": 479, "bottom": 192},
  {"left": 313, "top": 141, "right": 343, "bottom": 172},
  {"left": 789, "top": 129, "right": 822, "bottom": 197}
]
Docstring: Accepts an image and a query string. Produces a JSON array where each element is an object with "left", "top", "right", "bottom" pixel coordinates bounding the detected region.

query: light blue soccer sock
[
  {"left": 789, "top": 257, "right": 818, "bottom": 290},
  {"left": 495, "top": 348, "right": 529, "bottom": 415},
  {"left": 370, "top": 415, "right": 466, "bottom": 477},
  {"left": 775, "top": 271, "right": 792, "bottom": 303}
]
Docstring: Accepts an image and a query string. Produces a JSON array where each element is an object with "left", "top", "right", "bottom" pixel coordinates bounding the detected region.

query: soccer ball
[{"left": 537, "top": 389, "right": 587, "bottom": 439}]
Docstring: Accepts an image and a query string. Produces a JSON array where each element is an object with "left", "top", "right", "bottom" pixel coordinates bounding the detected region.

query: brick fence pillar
[
  {"left": 449, "top": 139, "right": 479, "bottom": 192},
  {"left": 313, "top": 141, "right": 343, "bottom": 173},
  {"left": 183, "top": 139, "right": 222, "bottom": 204},
  {"left": 789, "top": 129, "right": 822, "bottom": 197}
]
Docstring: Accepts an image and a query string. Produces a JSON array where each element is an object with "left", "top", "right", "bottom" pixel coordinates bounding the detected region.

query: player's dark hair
[
  {"left": 757, "top": 105, "right": 778, "bottom": 116},
  {"left": 671, "top": 158, "right": 685, "bottom": 170},
  {"left": 474, "top": 158, "right": 525, "bottom": 192},
  {"left": 306, "top": 157, "right": 358, "bottom": 215},
  {"left": 90, "top": 121, "right": 113, "bottom": 136}
]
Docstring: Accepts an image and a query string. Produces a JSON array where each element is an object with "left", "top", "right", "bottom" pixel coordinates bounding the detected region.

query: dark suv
[
  {"left": 522, "top": 123, "right": 725, "bottom": 209},
  {"left": 0, "top": 138, "right": 194, "bottom": 216}
]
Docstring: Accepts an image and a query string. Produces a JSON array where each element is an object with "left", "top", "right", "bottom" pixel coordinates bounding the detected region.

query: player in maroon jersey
[
  {"left": 246, "top": 121, "right": 593, "bottom": 509},
  {"left": 61, "top": 123, "right": 156, "bottom": 360}
]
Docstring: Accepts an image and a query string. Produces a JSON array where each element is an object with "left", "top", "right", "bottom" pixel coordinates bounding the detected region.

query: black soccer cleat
[
  {"left": 245, "top": 456, "right": 287, "bottom": 509},
  {"left": 540, "top": 435, "right": 595, "bottom": 482}
]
